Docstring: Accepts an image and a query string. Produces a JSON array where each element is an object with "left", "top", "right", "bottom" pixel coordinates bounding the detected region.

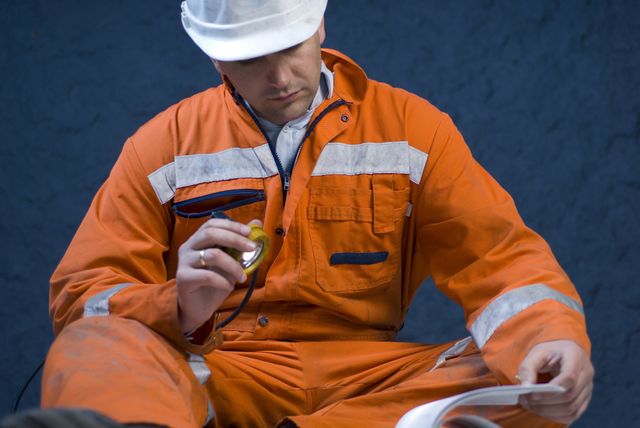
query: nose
[{"left": 264, "top": 55, "right": 291, "bottom": 89}]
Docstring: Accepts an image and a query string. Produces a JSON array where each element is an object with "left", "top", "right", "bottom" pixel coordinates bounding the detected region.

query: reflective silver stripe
[
  {"left": 148, "top": 142, "right": 429, "bottom": 204},
  {"left": 188, "top": 353, "right": 211, "bottom": 385},
  {"left": 470, "top": 284, "right": 584, "bottom": 348},
  {"left": 430, "top": 336, "right": 472, "bottom": 371},
  {"left": 148, "top": 162, "right": 176, "bottom": 205},
  {"left": 205, "top": 400, "right": 216, "bottom": 425},
  {"left": 408, "top": 145, "right": 428, "bottom": 185},
  {"left": 83, "top": 283, "right": 134, "bottom": 318},
  {"left": 147, "top": 145, "right": 278, "bottom": 204},
  {"left": 311, "top": 142, "right": 428, "bottom": 184},
  {"left": 188, "top": 353, "right": 215, "bottom": 425},
  {"left": 175, "top": 146, "right": 278, "bottom": 188},
  {"left": 252, "top": 143, "right": 279, "bottom": 175}
]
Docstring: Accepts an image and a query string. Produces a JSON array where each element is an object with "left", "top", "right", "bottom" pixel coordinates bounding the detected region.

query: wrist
[{"left": 177, "top": 301, "right": 207, "bottom": 335}]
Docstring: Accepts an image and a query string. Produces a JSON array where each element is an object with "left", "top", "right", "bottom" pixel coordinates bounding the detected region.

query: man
[{"left": 30, "top": 1, "right": 593, "bottom": 427}]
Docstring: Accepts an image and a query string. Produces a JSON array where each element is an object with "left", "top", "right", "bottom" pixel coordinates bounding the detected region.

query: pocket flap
[
  {"left": 373, "top": 175, "right": 410, "bottom": 234},
  {"left": 307, "top": 187, "right": 373, "bottom": 221},
  {"left": 173, "top": 188, "right": 264, "bottom": 219},
  {"left": 330, "top": 251, "right": 389, "bottom": 265},
  {"left": 373, "top": 175, "right": 395, "bottom": 234}
]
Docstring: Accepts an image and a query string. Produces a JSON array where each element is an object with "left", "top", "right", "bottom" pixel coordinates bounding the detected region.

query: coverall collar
[{"left": 319, "top": 48, "right": 368, "bottom": 105}]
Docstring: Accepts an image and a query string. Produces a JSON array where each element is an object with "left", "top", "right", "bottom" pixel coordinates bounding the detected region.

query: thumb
[{"left": 518, "top": 347, "right": 547, "bottom": 385}]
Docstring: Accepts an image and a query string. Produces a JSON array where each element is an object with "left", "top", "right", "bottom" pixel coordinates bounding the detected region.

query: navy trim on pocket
[
  {"left": 329, "top": 251, "right": 389, "bottom": 265},
  {"left": 172, "top": 189, "right": 265, "bottom": 218}
]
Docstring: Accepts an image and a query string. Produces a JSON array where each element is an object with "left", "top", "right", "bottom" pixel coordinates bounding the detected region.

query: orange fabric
[
  {"left": 42, "top": 317, "right": 561, "bottom": 428},
  {"left": 42, "top": 317, "right": 209, "bottom": 428},
  {"left": 47, "top": 49, "right": 588, "bottom": 424}
]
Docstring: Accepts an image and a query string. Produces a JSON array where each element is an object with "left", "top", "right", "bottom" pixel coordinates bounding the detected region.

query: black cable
[
  {"left": 209, "top": 210, "right": 263, "bottom": 330},
  {"left": 214, "top": 268, "right": 258, "bottom": 330},
  {"left": 12, "top": 358, "right": 44, "bottom": 414}
]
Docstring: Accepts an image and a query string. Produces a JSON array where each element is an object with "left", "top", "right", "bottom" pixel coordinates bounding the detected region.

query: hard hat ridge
[{"left": 181, "top": 0, "right": 328, "bottom": 61}]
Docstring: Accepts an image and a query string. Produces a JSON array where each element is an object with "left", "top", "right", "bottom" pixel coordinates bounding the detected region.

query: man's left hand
[{"left": 517, "top": 340, "right": 594, "bottom": 424}]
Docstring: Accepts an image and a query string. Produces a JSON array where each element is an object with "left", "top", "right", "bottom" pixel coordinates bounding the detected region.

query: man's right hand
[{"left": 176, "top": 218, "right": 258, "bottom": 334}]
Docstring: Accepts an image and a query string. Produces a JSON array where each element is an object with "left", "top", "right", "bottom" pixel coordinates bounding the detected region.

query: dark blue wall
[{"left": 1, "top": 1, "right": 638, "bottom": 426}]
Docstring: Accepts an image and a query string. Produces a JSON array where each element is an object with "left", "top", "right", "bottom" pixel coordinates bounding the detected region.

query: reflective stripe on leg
[{"left": 188, "top": 353, "right": 215, "bottom": 425}]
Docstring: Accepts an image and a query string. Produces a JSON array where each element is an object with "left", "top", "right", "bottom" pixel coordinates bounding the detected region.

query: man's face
[{"left": 213, "top": 23, "right": 325, "bottom": 126}]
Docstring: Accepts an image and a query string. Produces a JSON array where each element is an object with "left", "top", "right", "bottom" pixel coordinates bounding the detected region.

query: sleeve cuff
[
  {"left": 108, "top": 279, "right": 223, "bottom": 355},
  {"left": 477, "top": 299, "right": 590, "bottom": 384}
]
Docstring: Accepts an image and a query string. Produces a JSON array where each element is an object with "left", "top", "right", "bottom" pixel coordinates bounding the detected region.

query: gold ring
[{"left": 199, "top": 249, "right": 207, "bottom": 268}]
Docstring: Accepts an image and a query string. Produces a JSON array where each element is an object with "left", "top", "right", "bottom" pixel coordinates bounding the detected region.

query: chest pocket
[
  {"left": 171, "top": 185, "right": 266, "bottom": 246},
  {"left": 307, "top": 174, "right": 409, "bottom": 294}
]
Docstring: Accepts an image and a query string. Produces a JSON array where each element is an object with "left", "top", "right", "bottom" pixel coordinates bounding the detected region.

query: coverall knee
[
  {"left": 42, "top": 316, "right": 210, "bottom": 428},
  {"left": 42, "top": 318, "right": 563, "bottom": 428}
]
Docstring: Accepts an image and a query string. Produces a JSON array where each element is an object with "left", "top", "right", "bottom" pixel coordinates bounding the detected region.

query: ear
[{"left": 318, "top": 18, "right": 325, "bottom": 44}]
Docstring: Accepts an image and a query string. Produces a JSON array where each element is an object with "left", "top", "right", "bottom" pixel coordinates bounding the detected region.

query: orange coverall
[{"left": 43, "top": 49, "right": 589, "bottom": 427}]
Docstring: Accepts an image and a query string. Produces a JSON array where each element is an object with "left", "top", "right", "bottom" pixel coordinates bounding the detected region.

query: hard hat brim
[{"left": 181, "top": 0, "right": 327, "bottom": 62}]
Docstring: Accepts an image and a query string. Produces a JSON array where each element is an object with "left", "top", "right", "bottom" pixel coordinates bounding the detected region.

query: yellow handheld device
[
  {"left": 223, "top": 223, "right": 270, "bottom": 275},
  {"left": 211, "top": 211, "right": 270, "bottom": 275}
]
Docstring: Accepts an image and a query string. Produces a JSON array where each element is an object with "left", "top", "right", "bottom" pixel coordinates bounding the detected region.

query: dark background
[{"left": 1, "top": 0, "right": 638, "bottom": 426}]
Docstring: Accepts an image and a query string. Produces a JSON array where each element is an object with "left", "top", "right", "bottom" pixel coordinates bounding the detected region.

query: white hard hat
[{"left": 181, "top": 0, "right": 328, "bottom": 61}]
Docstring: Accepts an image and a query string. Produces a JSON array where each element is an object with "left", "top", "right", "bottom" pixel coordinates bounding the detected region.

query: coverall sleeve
[
  {"left": 49, "top": 138, "right": 218, "bottom": 354},
  {"left": 412, "top": 113, "right": 590, "bottom": 383}
]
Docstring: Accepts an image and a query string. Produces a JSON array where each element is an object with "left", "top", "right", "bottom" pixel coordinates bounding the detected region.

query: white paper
[{"left": 396, "top": 384, "right": 565, "bottom": 428}]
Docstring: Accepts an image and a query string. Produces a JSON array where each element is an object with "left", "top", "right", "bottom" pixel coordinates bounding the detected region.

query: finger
[
  {"left": 574, "top": 386, "right": 593, "bottom": 421},
  {"left": 521, "top": 381, "right": 593, "bottom": 424},
  {"left": 521, "top": 368, "right": 592, "bottom": 412},
  {"left": 521, "top": 401, "right": 574, "bottom": 425},
  {"left": 537, "top": 353, "right": 562, "bottom": 375},
  {"left": 185, "top": 265, "right": 237, "bottom": 293},
  {"left": 194, "top": 248, "right": 247, "bottom": 283},
  {"left": 201, "top": 217, "right": 252, "bottom": 235},
  {"left": 209, "top": 264, "right": 240, "bottom": 286},
  {"left": 518, "top": 347, "right": 551, "bottom": 385},
  {"left": 519, "top": 382, "right": 568, "bottom": 409},
  {"left": 533, "top": 364, "right": 590, "bottom": 406},
  {"left": 183, "top": 266, "right": 235, "bottom": 294},
  {"left": 546, "top": 354, "right": 580, "bottom": 393},
  {"left": 191, "top": 225, "right": 257, "bottom": 253},
  {"left": 177, "top": 269, "right": 234, "bottom": 300}
]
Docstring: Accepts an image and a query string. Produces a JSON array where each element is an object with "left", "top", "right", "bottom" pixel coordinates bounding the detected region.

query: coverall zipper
[
  {"left": 287, "top": 99, "right": 348, "bottom": 194},
  {"left": 239, "top": 96, "right": 348, "bottom": 205},
  {"left": 240, "top": 102, "right": 288, "bottom": 202}
]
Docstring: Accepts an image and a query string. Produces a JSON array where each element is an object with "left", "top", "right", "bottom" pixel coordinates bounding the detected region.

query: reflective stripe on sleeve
[
  {"left": 409, "top": 145, "right": 428, "bottom": 184},
  {"left": 83, "top": 283, "right": 134, "bottom": 318},
  {"left": 470, "top": 284, "right": 584, "bottom": 348},
  {"left": 147, "top": 144, "right": 279, "bottom": 204},
  {"left": 430, "top": 336, "right": 472, "bottom": 372},
  {"left": 148, "top": 162, "right": 176, "bottom": 205},
  {"left": 311, "top": 142, "right": 428, "bottom": 184}
]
